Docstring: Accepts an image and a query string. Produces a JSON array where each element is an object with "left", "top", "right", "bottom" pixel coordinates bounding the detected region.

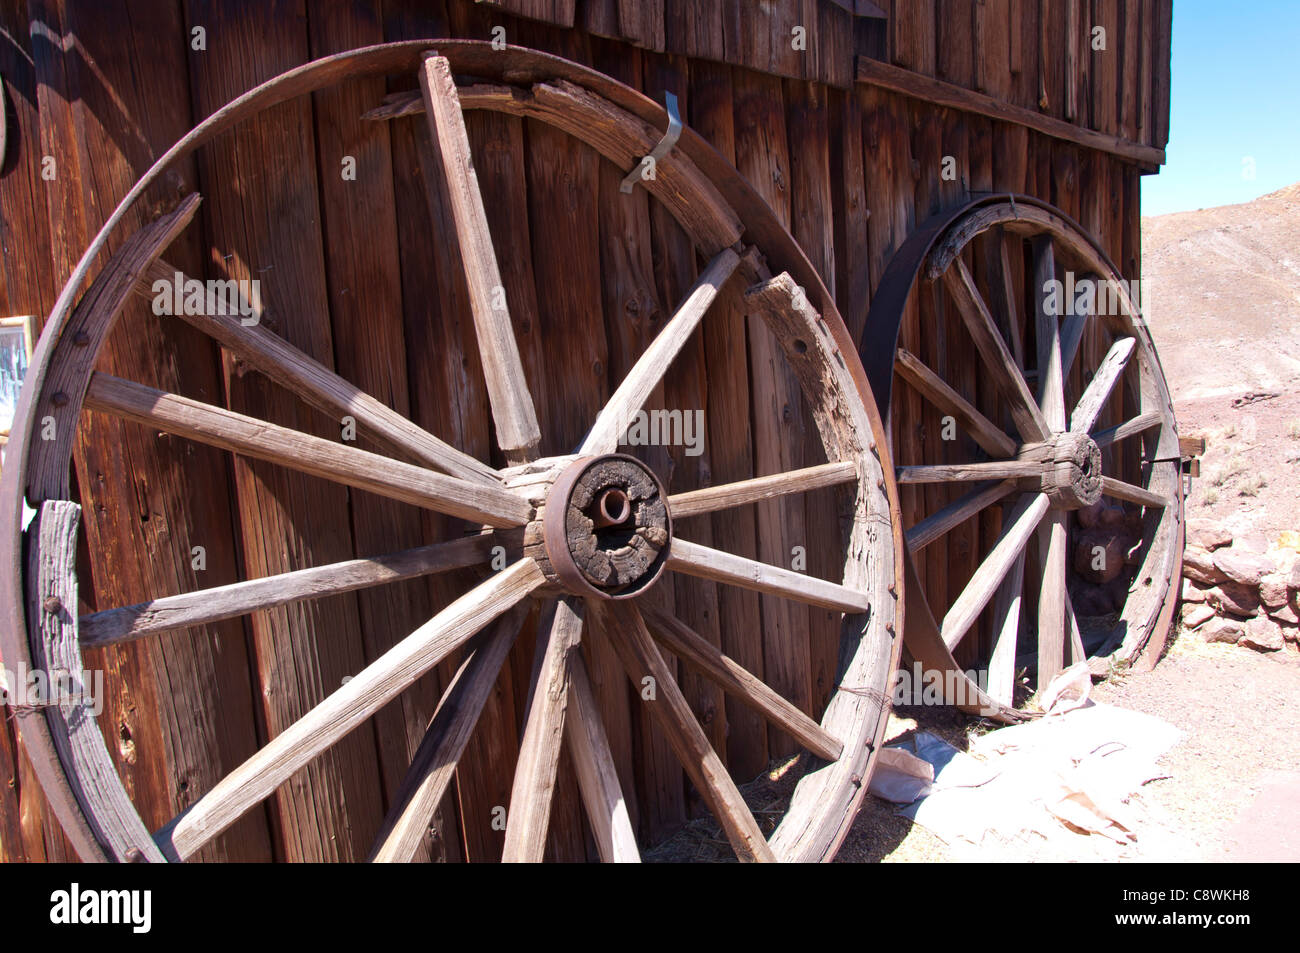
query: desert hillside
[{"left": 1142, "top": 182, "right": 1300, "bottom": 537}]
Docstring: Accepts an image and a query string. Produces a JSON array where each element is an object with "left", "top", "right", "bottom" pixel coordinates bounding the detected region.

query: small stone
[
  {"left": 1182, "top": 578, "right": 1208, "bottom": 603},
  {"left": 1268, "top": 603, "right": 1300, "bottom": 625},
  {"left": 1260, "top": 574, "right": 1289, "bottom": 608},
  {"left": 1213, "top": 549, "right": 1275, "bottom": 588},
  {"left": 1283, "top": 623, "right": 1299, "bottom": 644},
  {"left": 1234, "top": 529, "right": 1270, "bottom": 554},
  {"left": 1271, "top": 547, "right": 1299, "bottom": 575},
  {"left": 1183, "top": 546, "right": 1227, "bottom": 585},
  {"left": 1289, "top": 563, "right": 1300, "bottom": 592},
  {"left": 1207, "top": 582, "right": 1260, "bottom": 618},
  {"left": 1241, "top": 617, "right": 1284, "bottom": 652},
  {"left": 1181, "top": 604, "right": 1216, "bottom": 629},
  {"left": 1187, "top": 518, "right": 1232, "bottom": 550},
  {"left": 1202, "top": 618, "right": 1244, "bottom": 644}
]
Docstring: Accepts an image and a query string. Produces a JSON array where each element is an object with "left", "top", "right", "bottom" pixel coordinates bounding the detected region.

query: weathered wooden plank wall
[
  {"left": 0, "top": 0, "right": 1164, "bottom": 862},
  {"left": 500, "top": 0, "right": 1173, "bottom": 150}
]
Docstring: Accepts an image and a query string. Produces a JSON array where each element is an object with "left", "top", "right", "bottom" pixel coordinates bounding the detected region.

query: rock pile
[{"left": 1180, "top": 519, "right": 1299, "bottom": 652}]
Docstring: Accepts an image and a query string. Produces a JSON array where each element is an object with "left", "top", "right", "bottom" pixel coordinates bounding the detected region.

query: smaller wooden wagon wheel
[
  {"left": 1, "top": 42, "right": 902, "bottom": 862},
  {"left": 862, "top": 196, "right": 1183, "bottom": 721}
]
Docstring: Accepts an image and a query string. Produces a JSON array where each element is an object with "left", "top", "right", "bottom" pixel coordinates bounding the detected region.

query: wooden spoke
[
  {"left": 580, "top": 247, "right": 741, "bottom": 455},
  {"left": 1037, "top": 511, "right": 1069, "bottom": 687},
  {"left": 137, "top": 260, "right": 497, "bottom": 485},
  {"left": 896, "top": 461, "right": 1041, "bottom": 484},
  {"left": 1032, "top": 236, "right": 1066, "bottom": 431},
  {"left": 565, "top": 652, "right": 640, "bottom": 863},
  {"left": 420, "top": 53, "right": 541, "bottom": 463},
  {"left": 79, "top": 535, "right": 495, "bottom": 648},
  {"left": 640, "top": 604, "right": 842, "bottom": 762},
  {"left": 894, "top": 348, "right": 1018, "bottom": 458},
  {"left": 155, "top": 558, "right": 547, "bottom": 860},
  {"left": 1093, "top": 412, "right": 1161, "bottom": 448},
  {"left": 941, "top": 493, "right": 1050, "bottom": 650},
  {"left": 986, "top": 551, "right": 1026, "bottom": 708},
  {"left": 666, "top": 461, "right": 856, "bottom": 520},
  {"left": 941, "top": 258, "right": 1051, "bottom": 443},
  {"left": 502, "top": 597, "right": 585, "bottom": 862},
  {"left": 85, "top": 374, "right": 531, "bottom": 528},
  {"left": 1059, "top": 272, "right": 1099, "bottom": 375},
  {"left": 1066, "top": 588, "right": 1086, "bottom": 665},
  {"left": 369, "top": 607, "right": 526, "bottom": 863},
  {"left": 1100, "top": 475, "right": 1168, "bottom": 509},
  {"left": 599, "top": 601, "right": 775, "bottom": 862},
  {"left": 667, "top": 538, "right": 869, "bottom": 614},
  {"left": 906, "top": 480, "right": 1018, "bottom": 552},
  {"left": 1070, "top": 336, "right": 1136, "bottom": 434},
  {"left": 994, "top": 228, "right": 1025, "bottom": 368}
]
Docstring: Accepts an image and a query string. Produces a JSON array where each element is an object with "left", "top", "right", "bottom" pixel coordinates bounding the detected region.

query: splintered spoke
[
  {"left": 580, "top": 247, "right": 741, "bottom": 455},
  {"left": 420, "top": 53, "right": 541, "bottom": 463},
  {"left": 1070, "top": 336, "right": 1136, "bottom": 434},
  {"left": 1093, "top": 412, "right": 1161, "bottom": 449},
  {"left": 1037, "top": 512, "right": 1069, "bottom": 687},
  {"left": 1101, "top": 475, "right": 1168, "bottom": 509},
  {"left": 566, "top": 652, "right": 640, "bottom": 863},
  {"left": 906, "top": 479, "right": 1018, "bottom": 552},
  {"left": 139, "top": 259, "right": 497, "bottom": 485},
  {"left": 666, "top": 461, "right": 856, "bottom": 519},
  {"left": 599, "top": 601, "right": 775, "bottom": 862},
  {"left": 894, "top": 348, "right": 1018, "bottom": 458},
  {"left": 79, "top": 535, "right": 496, "bottom": 648},
  {"left": 370, "top": 607, "right": 526, "bottom": 863},
  {"left": 154, "top": 559, "right": 547, "bottom": 861},
  {"left": 640, "top": 604, "right": 842, "bottom": 762},
  {"left": 84, "top": 374, "right": 531, "bottom": 528},
  {"left": 1033, "top": 236, "right": 1066, "bottom": 431},
  {"left": 667, "top": 538, "right": 869, "bottom": 614},
  {"left": 941, "top": 493, "right": 1050, "bottom": 650},
  {"left": 502, "top": 597, "right": 585, "bottom": 863},
  {"left": 941, "top": 258, "right": 1051, "bottom": 443}
]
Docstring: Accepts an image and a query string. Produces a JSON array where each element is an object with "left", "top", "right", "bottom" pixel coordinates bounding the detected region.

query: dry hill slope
[{"left": 1143, "top": 182, "right": 1300, "bottom": 537}]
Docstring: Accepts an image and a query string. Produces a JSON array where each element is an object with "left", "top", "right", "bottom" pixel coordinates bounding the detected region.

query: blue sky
[{"left": 1141, "top": 0, "right": 1300, "bottom": 216}]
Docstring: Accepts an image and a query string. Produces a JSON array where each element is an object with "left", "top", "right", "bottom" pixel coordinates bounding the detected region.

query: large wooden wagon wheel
[
  {"left": 862, "top": 196, "right": 1182, "bottom": 722},
  {"left": 0, "top": 42, "right": 902, "bottom": 862}
]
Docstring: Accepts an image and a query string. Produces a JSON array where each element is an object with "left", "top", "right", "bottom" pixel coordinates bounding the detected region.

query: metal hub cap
[{"left": 540, "top": 455, "right": 671, "bottom": 599}]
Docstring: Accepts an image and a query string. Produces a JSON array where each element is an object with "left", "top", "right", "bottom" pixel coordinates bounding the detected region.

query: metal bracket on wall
[{"left": 620, "top": 90, "right": 681, "bottom": 194}]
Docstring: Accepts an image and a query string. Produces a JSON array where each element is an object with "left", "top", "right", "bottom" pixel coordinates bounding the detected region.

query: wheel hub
[
  {"left": 1037, "top": 431, "right": 1103, "bottom": 510},
  {"left": 534, "top": 455, "right": 671, "bottom": 599}
]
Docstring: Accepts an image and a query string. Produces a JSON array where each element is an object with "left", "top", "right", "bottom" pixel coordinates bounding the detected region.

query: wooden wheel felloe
[
  {"left": 863, "top": 196, "right": 1182, "bottom": 722},
  {"left": 0, "top": 42, "right": 902, "bottom": 862}
]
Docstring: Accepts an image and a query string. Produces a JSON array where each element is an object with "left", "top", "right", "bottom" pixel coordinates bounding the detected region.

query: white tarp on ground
[{"left": 870, "top": 701, "right": 1189, "bottom": 861}]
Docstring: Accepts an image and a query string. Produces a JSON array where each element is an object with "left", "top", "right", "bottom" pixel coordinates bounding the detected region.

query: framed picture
[{"left": 1, "top": 315, "right": 36, "bottom": 454}]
